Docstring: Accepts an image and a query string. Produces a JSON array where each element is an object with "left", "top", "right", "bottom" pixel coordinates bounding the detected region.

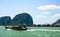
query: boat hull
[{"left": 5, "top": 26, "right": 27, "bottom": 30}]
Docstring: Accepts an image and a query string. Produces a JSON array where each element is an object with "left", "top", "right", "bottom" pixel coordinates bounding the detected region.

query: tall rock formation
[
  {"left": 0, "top": 16, "right": 11, "bottom": 25},
  {"left": 11, "top": 13, "right": 33, "bottom": 25}
]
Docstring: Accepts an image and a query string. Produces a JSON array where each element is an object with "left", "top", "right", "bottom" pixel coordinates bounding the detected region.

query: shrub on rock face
[
  {"left": 0, "top": 16, "right": 11, "bottom": 25},
  {"left": 12, "top": 13, "right": 33, "bottom": 25}
]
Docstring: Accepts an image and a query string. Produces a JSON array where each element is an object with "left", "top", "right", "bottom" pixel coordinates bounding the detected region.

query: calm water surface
[{"left": 0, "top": 26, "right": 60, "bottom": 37}]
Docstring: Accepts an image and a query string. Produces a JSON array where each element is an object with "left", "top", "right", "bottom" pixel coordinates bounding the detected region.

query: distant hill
[{"left": 53, "top": 19, "right": 60, "bottom": 26}]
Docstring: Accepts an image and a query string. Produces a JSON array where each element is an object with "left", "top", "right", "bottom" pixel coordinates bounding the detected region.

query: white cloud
[
  {"left": 41, "top": 12, "right": 51, "bottom": 15},
  {"left": 48, "top": 14, "right": 60, "bottom": 24},
  {"left": 37, "top": 5, "right": 60, "bottom": 10},
  {"left": 34, "top": 14, "right": 60, "bottom": 24},
  {"left": 36, "top": 15, "right": 47, "bottom": 19},
  {"left": 33, "top": 14, "right": 48, "bottom": 24},
  {"left": 51, "top": 14, "right": 60, "bottom": 18}
]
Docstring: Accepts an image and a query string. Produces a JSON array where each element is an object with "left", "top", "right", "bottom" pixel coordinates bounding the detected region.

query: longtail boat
[{"left": 5, "top": 25, "right": 27, "bottom": 30}]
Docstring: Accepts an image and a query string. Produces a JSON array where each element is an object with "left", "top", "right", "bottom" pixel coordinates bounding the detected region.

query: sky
[{"left": 0, "top": 0, "right": 60, "bottom": 24}]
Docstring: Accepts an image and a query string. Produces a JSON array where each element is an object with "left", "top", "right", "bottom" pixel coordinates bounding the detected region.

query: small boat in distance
[{"left": 5, "top": 25, "right": 27, "bottom": 30}]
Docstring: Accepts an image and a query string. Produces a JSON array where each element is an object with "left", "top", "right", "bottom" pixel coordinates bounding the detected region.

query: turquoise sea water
[{"left": 0, "top": 26, "right": 60, "bottom": 37}]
